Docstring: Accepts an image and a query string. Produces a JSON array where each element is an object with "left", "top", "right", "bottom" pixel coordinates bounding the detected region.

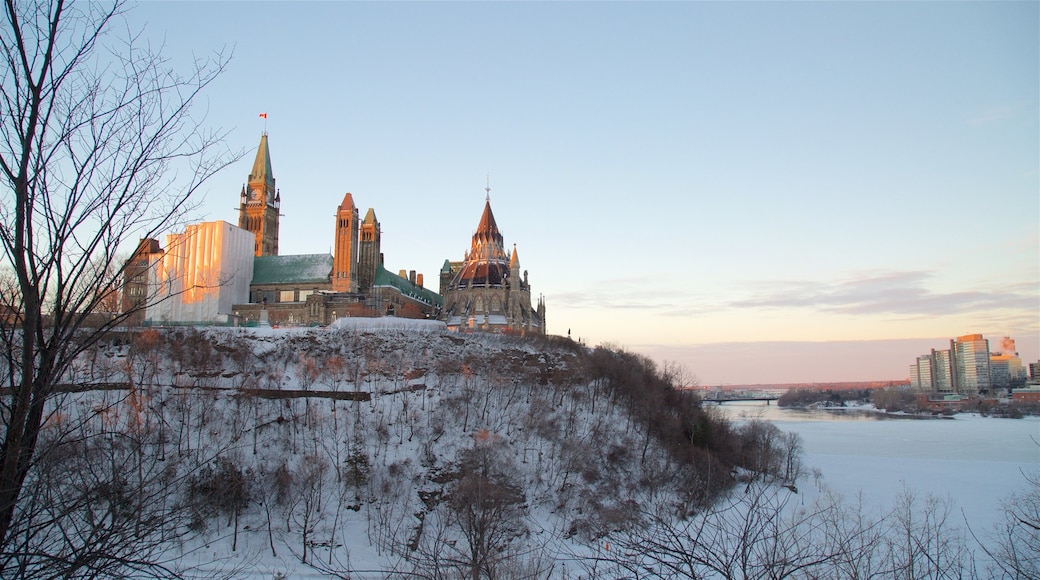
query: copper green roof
[
  {"left": 374, "top": 265, "right": 442, "bottom": 307},
  {"left": 252, "top": 254, "right": 332, "bottom": 285},
  {"left": 249, "top": 133, "right": 274, "bottom": 187}
]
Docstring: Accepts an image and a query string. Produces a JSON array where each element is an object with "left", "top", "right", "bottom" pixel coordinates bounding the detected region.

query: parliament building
[{"left": 128, "top": 133, "right": 545, "bottom": 335}]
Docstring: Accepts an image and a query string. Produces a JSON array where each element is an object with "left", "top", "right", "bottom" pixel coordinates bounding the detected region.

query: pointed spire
[
  {"left": 470, "top": 198, "right": 506, "bottom": 263},
  {"left": 510, "top": 243, "right": 520, "bottom": 268},
  {"left": 364, "top": 207, "right": 378, "bottom": 223},
  {"left": 248, "top": 132, "right": 274, "bottom": 187},
  {"left": 476, "top": 199, "right": 500, "bottom": 238},
  {"left": 339, "top": 192, "right": 355, "bottom": 211}
]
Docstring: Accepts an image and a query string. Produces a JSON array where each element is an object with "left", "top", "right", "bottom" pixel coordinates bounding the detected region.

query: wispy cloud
[
  {"left": 730, "top": 271, "right": 1037, "bottom": 318},
  {"left": 551, "top": 269, "right": 1038, "bottom": 323},
  {"left": 633, "top": 332, "right": 1040, "bottom": 385},
  {"left": 967, "top": 105, "right": 1018, "bottom": 126},
  {"left": 551, "top": 285, "right": 714, "bottom": 316}
]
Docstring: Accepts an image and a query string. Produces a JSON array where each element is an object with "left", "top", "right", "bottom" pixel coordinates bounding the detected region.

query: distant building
[
  {"left": 911, "top": 348, "right": 954, "bottom": 391},
  {"left": 438, "top": 196, "right": 545, "bottom": 335},
  {"left": 121, "top": 238, "right": 164, "bottom": 326},
  {"left": 989, "top": 337, "right": 1027, "bottom": 389},
  {"left": 914, "top": 392, "right": 973, "bottom": 413},
  {"left": 146, "top": 220, "right": 255, "bottom": 324},
  {"left": 123, "top": 133, "right": 545, "bottom": 330},
  {"left": 237, "top": 133, "right": 280, "bottom": 257},
  {"left": 910, "top": 333, "right": 994, "bottom": 395},
  {"left": 228, "top": 135, "right": 439, "bottom": 325},
  {"left": 332, "top": 193, "right": 359, "bottom": 293},
  {"left": 1010, "top": 386, "right": 1040, "bottom": 403},
  {"left": 953, "top": 334, "right": 992, "bottom": 392}
]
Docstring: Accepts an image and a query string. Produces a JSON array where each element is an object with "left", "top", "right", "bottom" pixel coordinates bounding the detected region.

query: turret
[
  {"left": 332, "top": 192, "right": 359, "bottom": 292},
  {"left": 358, "top": 208, "right": 381, "bottom": 293},
  {"left": 509, "top": 243, "right": 521, "bottom": 288}
]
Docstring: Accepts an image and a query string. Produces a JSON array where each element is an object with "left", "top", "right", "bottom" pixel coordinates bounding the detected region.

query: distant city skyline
[{"left": 125, "top": 1, "right": 1038, "bottom": 384}]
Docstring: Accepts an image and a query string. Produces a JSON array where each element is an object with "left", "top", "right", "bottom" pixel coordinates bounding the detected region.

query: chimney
[
  {"left": 409, "top": 270, "right": 416, "bottom": 284},
  {"left": 416, "top": 273, "right": 424, "bottom": 287}
]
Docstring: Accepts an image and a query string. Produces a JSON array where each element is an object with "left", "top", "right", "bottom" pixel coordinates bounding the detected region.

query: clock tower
[{"left": 238, "top": 132, "right": 280, "bottom": 257}]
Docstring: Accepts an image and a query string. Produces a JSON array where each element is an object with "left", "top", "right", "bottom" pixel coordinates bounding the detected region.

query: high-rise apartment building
[
  {"left": 910, "top": 334, "right": 995, "bottom": 394},
  {"left": 953, "top": 334, "right": 992, "bottom": 392}
]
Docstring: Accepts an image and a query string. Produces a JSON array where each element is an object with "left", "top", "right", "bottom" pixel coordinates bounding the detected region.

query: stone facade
[
  {"left": 123, "top": 134, "right": 545, "bottom": 332},
  {"left": 439, "top": 199, "right": 545, "bottom": 335},
  {"left": 237, "top": 133, "right": 280, "bottom": 257},
  {"left": 332, "top": 193, "right": 359, "bottom": 292},
  {"left": 121, "top": 238, "right": 164, "bottom": 326}
]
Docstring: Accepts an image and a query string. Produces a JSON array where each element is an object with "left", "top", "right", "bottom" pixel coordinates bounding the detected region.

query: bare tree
[
  {"left": 980, "top": 470, "right": 1040, "bottom": 579},
  {"left": 0, "top": 0, "right": 235, "bottom": 574},
  {"left": 441, "top": 430, "right": 528, "bottom": 580},
  {"left": 609, "top": 481, "right": 836, "bottom": 579}
]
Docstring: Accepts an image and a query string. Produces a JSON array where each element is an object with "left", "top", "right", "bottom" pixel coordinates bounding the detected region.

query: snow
[
  {"left": 328, "top": 317, "right": 446, "bottom": 333},
  {"left": 52, "top": 329, "right": 1039, "bottom": 578},
  {"left": 785, "top": 413, "right": 1039, "bottom": 536},
  {"left": 720, "top": 402, "right": 1039, "bottom": 544},
  {"left": 64, "top": 325, "right": 680, "bottom": 578}
]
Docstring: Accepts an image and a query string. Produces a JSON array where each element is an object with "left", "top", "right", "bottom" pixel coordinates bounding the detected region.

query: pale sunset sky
[{"left": 127, "top": 1, "right": 1038, "bottom": 385}]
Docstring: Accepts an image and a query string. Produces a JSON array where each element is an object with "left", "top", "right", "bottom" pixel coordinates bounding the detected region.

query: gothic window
[
  {"left": 491, "top": 295, "right": 502, "bottom": 313},
  {"left": 474, "top": 296, "right": 485, "bottom": 312}
]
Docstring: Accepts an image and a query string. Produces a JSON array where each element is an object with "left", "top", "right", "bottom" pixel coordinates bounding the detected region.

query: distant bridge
[{"left": 699, "top": 394, "right": 780, "bottom": 404}]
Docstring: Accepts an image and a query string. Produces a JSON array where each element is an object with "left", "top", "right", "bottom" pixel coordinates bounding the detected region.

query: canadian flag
[{"left": 259, "top": 112, "right": 268, "bottom": 119}]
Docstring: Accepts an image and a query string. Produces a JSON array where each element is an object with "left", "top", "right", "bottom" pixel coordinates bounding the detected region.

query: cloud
[
  {"left": 633, "top": 332, "right": 1040, "bottom": 385},
  {"left": 967, "top": 105, "right": 1018, "bottom": 126},
  {"left": 549, "top": 270, "right": 1037, "bottom": 328},
  {"left": 550, "top": 279, "right": 715, "bottom": 315},
  {"left": 633, "top": 338, "right": 936, "bottom": 384},
  {"left": 729, "top": 270, "right": 1037, "bottom": 318}
]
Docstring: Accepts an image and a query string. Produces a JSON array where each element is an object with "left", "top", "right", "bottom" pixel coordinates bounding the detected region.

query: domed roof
[
  {"left": 448, "top": 199, "right": 511, "bottom": 289},
  {"left": 451, "top": 259, "right": 510, "bottom": 289}
]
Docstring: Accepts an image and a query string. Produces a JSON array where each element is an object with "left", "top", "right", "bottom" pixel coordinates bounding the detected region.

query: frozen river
[{"left": 715, "top": 402, "right": 1040, "bottom": 537}]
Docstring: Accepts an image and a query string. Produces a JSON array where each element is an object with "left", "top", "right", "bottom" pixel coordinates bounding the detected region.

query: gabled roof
[
  {"left": 373, "top": 265, "right": 442, "bottom": 307},
  {"left": 248, "top": 133, "right": 274, "bottom": 187},
  {"left": 252, "top": 254, "right": 332, "bottom": 285}
]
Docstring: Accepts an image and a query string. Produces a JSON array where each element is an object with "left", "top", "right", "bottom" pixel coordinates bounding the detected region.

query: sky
[{"left": 125, "top": 1, "right": 1038, "bottom": 385}]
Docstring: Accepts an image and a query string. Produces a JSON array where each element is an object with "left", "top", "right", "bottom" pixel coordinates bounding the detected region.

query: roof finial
[{"left": 484, "top": 173, "right": 492, "bottom": 202}]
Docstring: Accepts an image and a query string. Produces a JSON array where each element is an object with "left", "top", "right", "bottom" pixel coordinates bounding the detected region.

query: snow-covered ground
[
  {"left": 59, "top": 324, "right": 715, "bottom": 579},
  {"left": 41, "top": 327, "right": 1036, "bottom": 578},
  {"left": 719, "top": 402, "right": 1039, "bottom": 539},
  {"left": 792, "top": 414, "right": 1038, "bottom": 537}
]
